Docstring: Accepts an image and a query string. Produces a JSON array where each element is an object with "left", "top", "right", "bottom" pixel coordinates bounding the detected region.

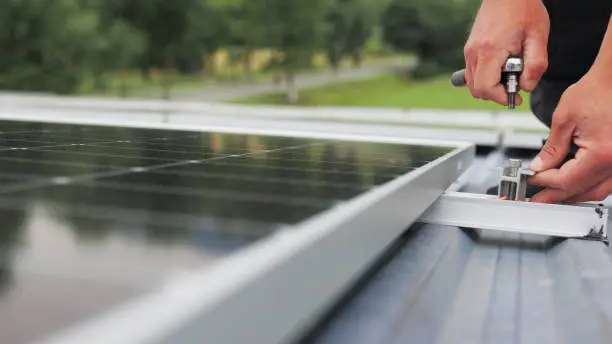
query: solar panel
[{"left": 0, "top": 119, "right": 474, "bottom": 344}]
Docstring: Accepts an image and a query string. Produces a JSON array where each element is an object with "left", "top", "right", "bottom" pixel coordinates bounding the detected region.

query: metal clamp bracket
[
  {"left": 419, "top": 191, "right": 609, "bottom": 244},
  {"left": 498, "top": 158, "right": 534, "bottom": 201}
]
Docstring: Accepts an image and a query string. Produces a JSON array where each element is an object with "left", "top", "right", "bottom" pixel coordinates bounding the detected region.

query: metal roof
[
  {"left": 1, "top": 93, "right": 604, "bottom": 343},
  {"left": 302, "top": 152, "right": 612, "bottom": 344}
]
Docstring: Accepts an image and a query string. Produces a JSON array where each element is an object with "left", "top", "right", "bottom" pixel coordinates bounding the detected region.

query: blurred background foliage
[{"left": 0, "top": 0, "right": 496, "bottom": 108}]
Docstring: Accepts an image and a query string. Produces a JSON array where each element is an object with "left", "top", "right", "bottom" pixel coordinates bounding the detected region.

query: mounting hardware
[
  {"left": 450, "top": 55, "right": 523, "bottom": 110},
  {"left": 498, "top": 158, "right": 534, "bottom": 201},
  {"left": 501, "top": 56, "right": 523, "bottom": 109},
  {"left": 419, "top": 191, "right": 609, "bottom": 244}
]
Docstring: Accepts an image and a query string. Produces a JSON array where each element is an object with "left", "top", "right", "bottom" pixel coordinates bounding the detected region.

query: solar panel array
[{"left": 0, "top": 120, "right": 453, "bottom": 344}]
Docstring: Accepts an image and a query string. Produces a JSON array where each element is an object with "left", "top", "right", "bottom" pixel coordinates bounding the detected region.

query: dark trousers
[{"left": 530, "top": 80, "right": 570, "bottom": 128}]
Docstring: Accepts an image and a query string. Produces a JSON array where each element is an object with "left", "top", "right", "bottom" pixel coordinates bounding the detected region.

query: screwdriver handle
[{"left": 450, "top": 69, "right": 467, "bottom": 87}]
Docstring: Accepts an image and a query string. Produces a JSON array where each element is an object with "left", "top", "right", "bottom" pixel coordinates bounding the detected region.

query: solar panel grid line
[
  {"left": 144, "top": 169, "right": 371, "bottom": 189},
  {"left": 0, "top": 136, "right": 138, "bottom": 146},
  {"left": 22, "top": 147, "right": 188, "bottom": 163},
  {"left": 271, "top": 151, "right": 446, "bottom": 163},
  {"left": 0, "top": 137, "right": 93, "bottom": 147},
  {"left": 0, "top": 136, "right": 231, "bottom": 153},
  {"left": 0, "top": 139, "right": 171, "bottom": 152},
  {"left": 163, "top": 159, "right": 410, "bottom": 177},
  {"left": 30, "top": 142, "right": 428, "bottom": 169},
  {"left": 0, "top": 148, "right": 413, "bottom": 182},
  {"left": 1, "top": 109, "right": 546, "bottom": 149},
  {"left": 0, "top": 129, "right": 53, "bottom": 135},
  {"left": 34, "top": 139, "right": 473, "bottom": 344},
  {"left": 1, "top": 126, "right": 194, "bottom": 142},
  {"left": 21, "top": 144, "right": 390, "bottom": 166},
  {"left": 0, "top": 150, "right": 217, "bottom": 171},
  {"left": 0, "top": 120, "right": 474, "bottom": 344},
  {"left": 80, "top": 135, "right": 444, "bottom": 162},
  {"left": 49, "top": 143, "right": 230, "bottom": 158},
  {"left": 0, "top": 143, "right": 105, "bottom": 152},
  {"left": 0, "top": 142, "right": 324, "bottom": 194},
  {"left": 3, "top": 127, "right": 304, "bottom": 150},
  {"left": 223, "top": 154, "right": 425, "bottom": 168},
  {"left": 0, "top": 133, "right": 199, "bottom": 145},
  {"left": 0, "top": 155, "right": 120, "bottom": 170},
  {"left": 0, "top": 117, "right": 473, "bottom": 148}
]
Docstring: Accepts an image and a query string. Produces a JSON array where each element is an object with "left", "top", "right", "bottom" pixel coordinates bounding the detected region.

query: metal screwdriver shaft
[
  {"left": 502, "top": 56, "right": 523, "bottom": 109},
  {"left": 507, "top": 74, "right": 518, "bottom": 109},
  {"left": 450, "top": 56, "right": 523, "bottom": 110}
]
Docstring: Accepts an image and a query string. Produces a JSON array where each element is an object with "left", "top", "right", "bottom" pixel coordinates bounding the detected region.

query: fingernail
[{"left": 530, "top": 156, "right": 543, "bottom": 171}]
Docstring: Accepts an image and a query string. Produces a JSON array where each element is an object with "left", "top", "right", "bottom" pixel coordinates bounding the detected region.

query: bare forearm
[{"left": 589, "top": 16, "right": 612, "bottom": 76}]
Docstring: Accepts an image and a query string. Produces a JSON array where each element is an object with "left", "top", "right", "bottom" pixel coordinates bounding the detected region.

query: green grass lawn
[
  {"left": 233, "top": 74, "right": 532, "bottom": 111},
  {"left": 76, "top": 55, "right": 407, "bottom": 98},
  {"left": 77, "top": 72, "right": 215, "bottom": 97}
]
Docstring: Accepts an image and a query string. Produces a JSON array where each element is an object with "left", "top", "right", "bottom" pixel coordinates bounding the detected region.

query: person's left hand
[{"left": 527, "top": 69, "right": 612, "bottom": 203}]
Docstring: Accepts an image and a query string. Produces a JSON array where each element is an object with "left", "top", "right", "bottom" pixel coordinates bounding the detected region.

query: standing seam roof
[{"left": 302, "top": 152, "right": 612, "bottom": 344}]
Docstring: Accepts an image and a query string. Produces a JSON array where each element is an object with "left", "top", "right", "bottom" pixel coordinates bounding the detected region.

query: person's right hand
[{"left": 463, "top": 0, "right": 550, "bottom": 106}]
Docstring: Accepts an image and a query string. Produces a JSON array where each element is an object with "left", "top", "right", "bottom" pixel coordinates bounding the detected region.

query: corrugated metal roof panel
[
  {"left": 303, "top": 153, "right": 612, "bottom": 344},
  {"left": 306, "top": 227, "right": 612, "bottom": 344}
]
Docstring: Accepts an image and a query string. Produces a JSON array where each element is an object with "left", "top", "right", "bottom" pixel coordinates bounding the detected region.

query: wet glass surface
[{"left": 0, "top": 120, "right": 454, "bottom": 343}]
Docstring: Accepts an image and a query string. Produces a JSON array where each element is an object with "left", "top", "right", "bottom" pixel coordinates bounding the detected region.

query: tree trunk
[
  {"left": 285, "top": 73, "right": 299, "bottom": 104},
  {"left": 119, "top": 76, "right": 128, "bottom": 98},
  {"left": 243, "top": 50, "right": 253, "bottom": 82},
  {"left": 141, "top": 64, "right": 151, "bottom": 81},
  {"left": 162, "top": 50, "right": 173, "bottom": 100},
  {"left": 328, "top": 48, "right": 341, "bottom": 74},
  {"left": 92, "top": 72, "right": 107, "bottom": 93},
  {"left": 351, "top": 50, "right": 363, "bottom": 68},
  {"left": 204, "top": 52, "right": 216, "bottom": 79}
]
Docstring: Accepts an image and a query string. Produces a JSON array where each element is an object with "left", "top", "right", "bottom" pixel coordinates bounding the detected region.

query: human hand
[
  {"left": 527, "top": 71, "right": 612, "bottom": 203},
  {"left": 463, "top": 0, "right": 550, "bottom": 106}
]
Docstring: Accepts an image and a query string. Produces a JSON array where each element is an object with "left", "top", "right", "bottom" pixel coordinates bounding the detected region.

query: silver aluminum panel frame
[
  {"left": 34, "top": 123, "right": 475, "bottom": 344},
  {"left": 0, "top": 107, "right": 546, "bottom": 149},
  {"left": 420, "top": 191, "right": 608, "bottom": 241}
]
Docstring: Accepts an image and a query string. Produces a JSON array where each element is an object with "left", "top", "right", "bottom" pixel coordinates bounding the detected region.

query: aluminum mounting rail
[{"left": 419, "top": 191, "right": 609, "bottom": 244}]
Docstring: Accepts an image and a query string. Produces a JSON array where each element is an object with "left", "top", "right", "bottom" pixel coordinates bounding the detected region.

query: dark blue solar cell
[{"left": 0, "top": 120, "right": 454, "bottom": 343}]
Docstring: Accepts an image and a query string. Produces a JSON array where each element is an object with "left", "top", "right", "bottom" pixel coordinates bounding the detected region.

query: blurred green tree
[
  {"left": 105, "top": 0, "right": 225, "bottom": 78},
  {"left": 216, "top": 0, "right": 267, "bottom": 81},
  {"left": 326, "top": 1, "right": 351, "bottom": 71},
  {"left": 93, "top": 2, "right": 146, "bottom": 94},
  {"left": 381, "top": 0, "right": 478, "bottom": 79},
  {"left": 325, "top": 0, "right": 375, "bottom": 71},
  {"left": 252, "top": 0, "right": 332, "bottom": 104},
  {"left": 0, "top": 0, "right": 141, "bottom": 94}
]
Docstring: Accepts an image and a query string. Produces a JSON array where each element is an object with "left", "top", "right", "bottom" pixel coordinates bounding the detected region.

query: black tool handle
[{"left": 450, "top": 69, "right": 467, "bottom": 87}]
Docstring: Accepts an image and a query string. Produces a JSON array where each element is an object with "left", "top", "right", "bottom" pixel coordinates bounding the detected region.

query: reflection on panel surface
[{"left": 0, "top": 120, "right": 454, "bottom": 343}]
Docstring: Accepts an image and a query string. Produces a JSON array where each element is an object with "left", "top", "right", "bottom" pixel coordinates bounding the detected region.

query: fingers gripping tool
[{"left": 450, "top": 56, "right": 523, "bottom": 109}]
